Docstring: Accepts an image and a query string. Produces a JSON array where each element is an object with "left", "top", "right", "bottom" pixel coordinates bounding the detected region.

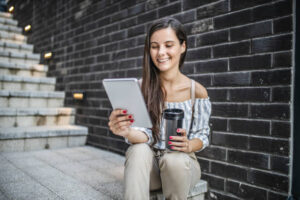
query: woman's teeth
[{"left": 158, "top": 58, "right": 169, "bottom": 63}]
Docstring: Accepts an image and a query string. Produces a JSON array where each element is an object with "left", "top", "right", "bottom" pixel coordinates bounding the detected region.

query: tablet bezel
[{"left": 102, "top": 78, "right": 153, "bottom": 128}]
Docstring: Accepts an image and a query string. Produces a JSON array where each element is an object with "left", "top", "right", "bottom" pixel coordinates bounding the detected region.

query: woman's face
[{"left": 150, "top": 27, "right": 186, "bottom": 73}]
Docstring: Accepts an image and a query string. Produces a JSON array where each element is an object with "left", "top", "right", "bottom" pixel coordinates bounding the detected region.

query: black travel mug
[{"left": 163, "top": 108, "right": 184, "bottom": 151}]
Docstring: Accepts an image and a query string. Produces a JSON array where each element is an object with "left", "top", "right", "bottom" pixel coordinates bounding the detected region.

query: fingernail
[
  {"left": 171, "top": 146, "right": 174, "bottom": 149},
  {"left": 177, "top": 128, "right": 180, "bottom": 132},
  {"left": 169, "top": 136, "right": 173, "bottom": 139},
  {"left": 168, "top": 141, "right": 172, "bottom": 145},
  {"left": 128, "top": 115, "right": 132, "bottom": 119},
  {"left": 130, "top": 119, "right": 134, "bottom": 123},
  {"left": 123, "top": 110, "right": 127, "bottom": 114}
]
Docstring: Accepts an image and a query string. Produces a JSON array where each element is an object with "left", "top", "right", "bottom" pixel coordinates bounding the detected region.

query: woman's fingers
[{"left": 109, "top": 109, "right": 128, "bottom": 120}]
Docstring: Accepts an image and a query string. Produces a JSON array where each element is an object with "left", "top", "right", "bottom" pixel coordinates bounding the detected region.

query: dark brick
[
  {"left": 128, "top": 24, "right": 145, "bottom": 37},
  {"left": 231, "top": 0, "right": 273, "bottom": 11},
  {"left": 212, "top": 132, "right": 248, "bottom": 149},
  {"left": 230, "top": 21, "right": 272, "bottom": 41},
  {"left": 212, "top": 104, "right": 248, "bottom": 118},
  {"left": 186, "top": 47, "right": 211, "bottom": 61},
  {"left": 214, "top": 9, "right": 252, "bottom": 29},
  {"left": 181, "top": 63, "right": 194, "bottom": 74},
  {"left": 197, "top": 1, "right": 228, "bottom": 19},
  {"left": 274, "top": 16, "right": 293, "bottom": 34},
  {"left": 158, "top": 3, "right": 181, "bottom": 18},
  {"left": 250, "top": 104, "right": 290, "bottom": 120},
  {"left": 185, "top": 18, "right": 213, "bottom": 35},
  {"left": 137, "top": 10, "right": 158, "bottom": 24},
  {"left": 271, "top": 121, "right": 290, "bottom": 138},
  {"left": 127, "top": 68, "right": 142, "bottom": 77},
  {"left": 272, "top": 86, "right": 291, "bottom": 102},
  {"left": 127, "top": 46, "right": 144, "bottom": 58},
  {"left": 202, "top": 174, "right": 224, "bottom": 191},
  {"left": 273, "top": 51, "right": 292, "bottom": 68},
  {"left": 228, "top": 150, "right": 269, "bottom": 169},
  {"left": 252, "top": 34, "right": 292, "bottom": 53},
  {"left": 251, "top": 69, "right": 291, "bottom": 86},
  {"left": 229, "top": 54, "right": 271, "bottom": 71},
  {"left": 196, "top": 30, "right": 228, "bottom": 47},
  {"left": 195, "top": 59, "right": 228, "bottom": 73},
  {"left": 229, "top": 119, "right": 270, "bottom": 136},
  {"left": 226, "top": 180, "right": 267, "bottom": 200},
  {"left": 145, "top": 0, "right": 168, "bottom": 10},
  {"left": 211, "top": 162, "right": 248, "bottom": 181},
  {"left": 119, "top": 38, "right": 137, "bottom": 50},
  {"left": 213, "top": 72, "right": 251, "bottom": 86},
  {"left": 197, "top": 158, "right": 209, "bottom": 173},
  {"left": 229, "top": 88, "right": 270, "bottom": 102},
  {"left": 207, "top": 89, "right": 227, "bottom": 102},
  {"left": 183, "top": 0, "right": 218, "bottom": 11},
  {"left": 268, "top": 191, "right": 288, "bottom": 200},
  {"left": 105, "top": 43, "right": 118, "bottom": 52},
  {"left": 213, "top": 41, "right": 250, "bottom": 58},
  {"left": 205, "top": 191, "right": 240, "bottom": 200},
  {"left": 247, "top": 169, "right": 289, "bottom": 192},
  {"left": 187, "top": 36, "right": 196, "bottom": 48},
  {"left": 270, "top": 156, "right": 289, "bottom": 174},
  {"left": 111, "top": 9, "right": 128, "bottom": 22},
  {"left": 120, "top": 17, "right": 137, "bottom": 29},
  {"left": 110, "top": 31, "right": 127, "bottom": 41},
  {"left": 197, "top": 146, "right": 226, "bottom": 161},
  {"left": 112, "top": 50, "right": 126, "bottom": 60},
  {"left": 252, "top": 0, "right": 292, "bottom": 22},
  {"left": 174, "top": 10, "right": 196, "bottom": 24},
  {"left": 249, "top": 137, "right": 289, "bottom": 156},
  {"left": 210, "top": 117, "right": 227, "bottom": 131},
  {"left": 128, "top": 3, "right": 145, "bottom": 16}
]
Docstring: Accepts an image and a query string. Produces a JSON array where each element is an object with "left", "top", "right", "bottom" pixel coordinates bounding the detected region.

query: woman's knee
[
  {"left": 159, "top": 152, "right": 191, "bottom": 171},
  {"left": 126, "top": 143, "right": 153, "bottom": 161}
]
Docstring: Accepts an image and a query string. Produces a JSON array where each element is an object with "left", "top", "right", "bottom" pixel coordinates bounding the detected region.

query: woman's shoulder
[{"left": 193, "top": 80, "right": 208, "bottom": 99}]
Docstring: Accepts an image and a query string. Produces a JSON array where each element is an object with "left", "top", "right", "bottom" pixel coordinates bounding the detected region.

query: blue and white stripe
[{"left": 128, "top": 97, "right": 211, "bottom": 152}]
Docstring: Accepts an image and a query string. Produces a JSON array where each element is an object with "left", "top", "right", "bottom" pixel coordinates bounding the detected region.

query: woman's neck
[{"left": 159, "top": 69, "right": 184, "bottom": 90}]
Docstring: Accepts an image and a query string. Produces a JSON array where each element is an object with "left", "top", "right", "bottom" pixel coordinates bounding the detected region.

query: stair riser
[
  {"left": 0, "top": 136, "right": 86, "bottom": 152},
  {"left": 1, "top": 82, "right": 55, "bottom": 91},
  {"left": 0, "top": 46, "right": 32, "bottom": 54},
  {"left": 0, "top": 56, "right": 39, "bottom": 65},
  {"left": 0, "top": 115, "right": 75, "bottom": 127},
  {"left": 0, "top": 68, "right": 46, "bottom": 77},
  {"left": 0, "top": 97, "right": 64, "bottom": 108},
  {"left": 0, "top": 27, "right": 22, "bottom": 35},
  {"left": 0, "top": 35, "right": 26, "bottom": 43}
]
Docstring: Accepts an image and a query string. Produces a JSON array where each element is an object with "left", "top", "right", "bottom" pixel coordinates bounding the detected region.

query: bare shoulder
[{"left": 194, "top": 81, "right": 208, "bottom": 99}]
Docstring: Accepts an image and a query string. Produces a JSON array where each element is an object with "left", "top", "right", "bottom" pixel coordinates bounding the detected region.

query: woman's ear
[{"left": 181, "top": 41, "right": 186, "bottom": 54}]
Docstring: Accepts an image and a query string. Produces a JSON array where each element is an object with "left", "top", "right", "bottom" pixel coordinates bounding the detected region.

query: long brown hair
[{"left": 141, "top": 17, "right": 188, "bottom": 147}]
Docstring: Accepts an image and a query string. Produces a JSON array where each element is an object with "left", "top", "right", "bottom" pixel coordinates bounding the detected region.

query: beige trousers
[{"left": 124, "top": 143, "right": 201, "bottom": 200}]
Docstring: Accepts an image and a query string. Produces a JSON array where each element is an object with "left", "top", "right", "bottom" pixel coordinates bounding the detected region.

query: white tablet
[{"left": 102, "top": 78, "right": 153, "bottom": 128}]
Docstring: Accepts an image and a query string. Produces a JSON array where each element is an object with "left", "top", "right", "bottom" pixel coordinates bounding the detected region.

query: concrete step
[
  {"left": 0, "top": 24, "right": 22, "bottom": 34},
  {"left": 0, "top": 50, "right": 40, "bottom": 65},
  {"left": 150, "top": 180, "right": 207, "bottom": 200},
  {"left": 0, "top": 41, "right": 33, "bottom": 54},
  {"left": 0, "top": 61, "right": 47, "bottom": 77},
  {"left": 0, "top": 107, "right": 75, "bottom": 128},
  {"left": 0, "top": 17, "right": 18, "bottom": 26},
  {"left": 0, "top": 125, "right": 88, "bottom": 152},
  {"left": 0, "top": 75, "right": 55, "bottom": 91},
  {"left": 0, "top": 90, "right": 65, "bottom": 108},
  {"left": 0, "top": 30, "right": 26, "bottom": 44},
  {"left": 0, "top": 12, "right": 13, "bottom": 19}
]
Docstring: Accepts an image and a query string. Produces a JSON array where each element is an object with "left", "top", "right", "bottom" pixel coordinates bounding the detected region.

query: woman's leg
[
  {"left": 159, "top": 151, "right": 201, "bottom": 200},
  {"left": 124, "top": 143, "right": 161, "bottom": 200}
]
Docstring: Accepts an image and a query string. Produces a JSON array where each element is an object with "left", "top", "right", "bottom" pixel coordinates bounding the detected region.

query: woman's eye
[
  {"left": 151, "top": 46, "right": 158, "bottom": 49},
  {"left": 166, "top": 45, "right": 173, "bottom": 48}
]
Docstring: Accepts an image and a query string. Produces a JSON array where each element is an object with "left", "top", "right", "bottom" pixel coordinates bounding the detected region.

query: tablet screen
[{"left": 103, "top": 78, "right": 153, "bottom": 128}]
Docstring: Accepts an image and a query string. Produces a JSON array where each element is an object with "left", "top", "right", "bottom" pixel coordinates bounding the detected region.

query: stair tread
[
  {"left": 0, "top": 125, "right": 88, "bottom": 139},
  {"left": 0, "top": 12, "right": 12, "bottom": 19},
  {"left": 0, "top": 40, "right": 33, "bottom": 50},
  {"left": 0, "top": 61, "right": 48, "bottom": 72},
  {"left": 0, "top": 17, "right": 18, "bottom": 26},
  {"left": 0, "top": 50, "right": 40, "bottom": 60},
  {"left": 0, "top": 74, "right": 55, "bottom": 84},
  {"left": 0, "top": 107, "right": 75, "bottom": 116},
  {"left": 0, "top": 90, "right": 65, "bottom": 98},
  {"left": 0, "top": 31, "right": 26, "bottom": 41},
  {"left": 0, "top": 24, "right": 22, "bottom": 33}
]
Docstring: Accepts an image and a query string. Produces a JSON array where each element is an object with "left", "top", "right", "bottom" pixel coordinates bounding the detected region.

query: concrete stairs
[{"left": 0, "top": 12, "right": 88, "bottom": 152}]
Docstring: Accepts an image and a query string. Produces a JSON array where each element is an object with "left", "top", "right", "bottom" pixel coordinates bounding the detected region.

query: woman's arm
[{"left": 126, "top": 128, "right": 149, "bottom": 144}]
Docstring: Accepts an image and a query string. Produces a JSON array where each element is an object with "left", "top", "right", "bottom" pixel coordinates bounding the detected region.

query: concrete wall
[{"left": 8, "top": 0, "right": 294, "bottom": 199}]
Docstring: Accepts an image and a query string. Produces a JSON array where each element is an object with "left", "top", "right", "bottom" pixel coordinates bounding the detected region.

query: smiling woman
[{"left": 108, "top": 17, "right": 211, "bottom": 200}]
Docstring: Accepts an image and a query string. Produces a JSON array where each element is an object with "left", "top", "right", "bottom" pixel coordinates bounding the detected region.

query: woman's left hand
[{"left": 168, "top": 128, "right": 192, "bottom": 153}]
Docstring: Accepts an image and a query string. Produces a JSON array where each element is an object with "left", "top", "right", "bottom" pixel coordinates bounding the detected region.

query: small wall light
[
  {"left": 73, "top": 92, "right": 84, "bottom": 100},
  {"left": 8, "top": 6, "right": 14, "bottom": 13},
  {"left": 24, "top": 25, "right": 31, "bottom": 32},
  {"left": 44, "top": 52, "right": 52, "bottom": 59}
]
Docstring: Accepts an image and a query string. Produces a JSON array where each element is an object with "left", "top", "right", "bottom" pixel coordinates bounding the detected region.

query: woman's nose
[{"left": 158, "top": 46, "right": 166, "bottom": 56}]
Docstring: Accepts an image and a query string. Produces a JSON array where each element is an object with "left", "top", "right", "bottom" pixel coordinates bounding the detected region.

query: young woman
[{"left": 108, "top": 17, "right": 211, "bottom": 200}]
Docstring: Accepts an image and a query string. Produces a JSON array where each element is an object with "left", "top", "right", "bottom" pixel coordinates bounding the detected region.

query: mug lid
[{"left": 163, "top": 108, "right": 184, "bottom": 120}]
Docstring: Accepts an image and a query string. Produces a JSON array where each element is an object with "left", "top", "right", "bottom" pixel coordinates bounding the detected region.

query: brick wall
[{"left": 8, "top": 0, "right": 294, "bottom": 199}]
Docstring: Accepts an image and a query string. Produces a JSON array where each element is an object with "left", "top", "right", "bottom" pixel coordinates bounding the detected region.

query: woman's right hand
[{"left": 108, "top": 109, "right": 134, "bottom": 138}]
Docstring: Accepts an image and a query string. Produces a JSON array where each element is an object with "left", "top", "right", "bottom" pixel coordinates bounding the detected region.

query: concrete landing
[{"left": 0, "top": 145, "right": 125, "bottom": 200}]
